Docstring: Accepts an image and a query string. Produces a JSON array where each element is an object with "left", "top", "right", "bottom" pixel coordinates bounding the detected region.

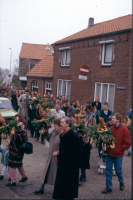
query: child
[
  {"left": 0, "top": 142, "right": 10, "bottom": 180},
  {"left": 77, "top": 131, "right": 92, "bottom": 186}
]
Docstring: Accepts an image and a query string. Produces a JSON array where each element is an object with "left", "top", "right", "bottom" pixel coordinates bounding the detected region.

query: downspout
[{"left": 42, "top": 78, "right": 44, "bottom": 96}]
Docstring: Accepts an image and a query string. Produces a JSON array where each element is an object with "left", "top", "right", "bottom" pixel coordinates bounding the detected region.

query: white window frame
[
  {"left": 45, "top": 82, "right": 52, "bottom": 93},
  {"left": 32, "top": 80, "right": 38, "bottom": 90},
  {"left": 94, "top": 82, "right": 115, "bottom": 111},
  {"left": 59, "top": 47, "right": 71, "bottom": 67},
  {"left": 57, "top": 79, "right": 71, "bottom": 99},
  {"left": 99, "top": 40, "right": 115, "bottom": 66}
]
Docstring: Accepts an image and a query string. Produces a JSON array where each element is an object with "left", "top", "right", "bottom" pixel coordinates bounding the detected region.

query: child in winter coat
[
  {"left": 0, "top": 142, "right": 10, "bottom": 180},
  {"left": 78, "top": 131, "right": 92, "bottom": 186}
]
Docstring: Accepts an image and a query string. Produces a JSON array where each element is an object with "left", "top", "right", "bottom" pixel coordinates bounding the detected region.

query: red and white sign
[{"left": 80, "top": 65, "right": 89, "bottom": 76}]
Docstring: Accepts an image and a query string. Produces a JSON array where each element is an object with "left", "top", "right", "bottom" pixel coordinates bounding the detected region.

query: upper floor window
[
  {"left": 99, "top": 40, "right": 115, "bottom": 66},
  {"left": 59, "top": 47, "right": 71, "bottom": 67},
  {"left": 29, "top": 62, "right": 36, "bottom": 71}
]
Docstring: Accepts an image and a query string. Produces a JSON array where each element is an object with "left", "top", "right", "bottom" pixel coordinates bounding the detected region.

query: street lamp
[{"left": 9, "top": 48, "right": 12, "bottom": 85}]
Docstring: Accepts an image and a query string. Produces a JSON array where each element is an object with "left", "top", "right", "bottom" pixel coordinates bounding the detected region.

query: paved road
[{"left": 0, "top": 130, "right": 132, "bottom": 199}]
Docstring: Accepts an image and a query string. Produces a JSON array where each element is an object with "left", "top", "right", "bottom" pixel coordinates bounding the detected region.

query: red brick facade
[
  {"left": 52, "top": 30, "right": 132, "bottom": 119},
  {"left": 27, "top": 77, "right": 53, "bottom": 96}
]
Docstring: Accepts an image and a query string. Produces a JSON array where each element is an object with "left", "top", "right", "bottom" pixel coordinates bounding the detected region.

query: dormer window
[
  {"left": 59, "top": 47, "right": 71, "bottom": 67},
  {"left": 99, "top": 40, "right": 115, "bottom": 66},
  {"left": 29, "top": 62, "right": 36, "bottom": 71}
]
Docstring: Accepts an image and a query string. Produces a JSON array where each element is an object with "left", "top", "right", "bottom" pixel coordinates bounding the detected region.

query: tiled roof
[
  {"left": 26, "top": 55, "right": 53, "bottom": 77},
  {"left": 19, "top": 43, "right": 53, "bottom": 59},
  {"left": 54, "top": 14, "right": 132, "bottom": 44}
]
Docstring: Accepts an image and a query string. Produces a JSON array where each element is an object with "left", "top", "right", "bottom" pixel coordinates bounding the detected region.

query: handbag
[{"left": 19, "top": 141, "right": 33, "bottom": 154}]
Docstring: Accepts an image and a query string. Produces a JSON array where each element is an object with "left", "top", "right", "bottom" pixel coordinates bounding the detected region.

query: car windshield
[{"left": 0, "top": 100, "right": 13, "bottom": 109}]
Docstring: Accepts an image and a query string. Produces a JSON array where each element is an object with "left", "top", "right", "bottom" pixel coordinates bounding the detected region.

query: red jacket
[{"left": 107, "top": 123, "right": 131, "bottom": 157}]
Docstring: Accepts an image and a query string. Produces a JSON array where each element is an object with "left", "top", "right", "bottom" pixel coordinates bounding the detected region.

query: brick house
[
  {"left": 19, "top": 43, "right": 53, "bottom": 89},
  {"left": 26, "top": 55, "right": 53, "bottom": 95},
  {"left": 51, "top": 14, "right": 132, "bottom": 118}
]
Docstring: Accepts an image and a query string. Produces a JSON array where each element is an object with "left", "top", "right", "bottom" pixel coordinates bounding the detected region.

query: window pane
[
  {"left": 67, "top": 81, "right": 71, "bottom": 100},
  {"left": 30, "top": 63, "right": 35, "bottom": 70},
  {"left": 104, "top": 44, "right": 113, "bottom": 63},
  {"left": 95, "top": 83, "right": 101, "bottom": 100},
  {"left": 62, "top": 80, "right": 66, "bottom": 97},
  {"left": 49, "top": 83, "right": 52, "bottom": 89},
  {"left": 57, "top": 80, "right": 62, "bottom": 98},
  {"left": 61, "top": 50, "right": 66, "bottom": 65},
  {"left": 101, "top": 84, "right": 108, "bottom": 106},
  {"left": 108, "top": 85, "right": 115, "bottom": 111},
  {"left": 66, "top": 49, "right": 70, "bottom": 65}
]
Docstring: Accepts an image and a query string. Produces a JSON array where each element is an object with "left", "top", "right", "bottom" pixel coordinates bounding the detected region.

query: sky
[{"left": 0, "top": 0, "right": 132, "bottom": 73}]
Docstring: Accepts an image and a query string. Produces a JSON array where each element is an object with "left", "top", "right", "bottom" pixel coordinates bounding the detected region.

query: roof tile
[
  {"left": 19, "top": 43, "right": 53, "bottom": 59},
  {"left": 54, "top": 14, "right": 132, "bottom": 44},
  {"left": 26, "top": 55, "right": 53, "bottom": 77}
]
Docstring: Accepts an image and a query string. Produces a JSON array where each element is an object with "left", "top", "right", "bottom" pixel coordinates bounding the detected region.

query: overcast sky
[{"left": 0, "top": 0, "right": 132, "bottom": 73}]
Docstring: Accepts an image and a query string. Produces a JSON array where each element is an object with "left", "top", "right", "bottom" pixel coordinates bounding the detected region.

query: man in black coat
[
  {"left": 53, "top": 116, "right": 81, "bottom": 200},
  {"left": 11, "top": 91, "right": 19, "bottom": 111},
  {"left": 92, "top": 97, "right": 101, "bottom": 111}
]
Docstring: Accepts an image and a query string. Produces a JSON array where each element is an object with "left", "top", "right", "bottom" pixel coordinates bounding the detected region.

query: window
[
  {"left": 57, "top": 79, "right": 71, "bottom": 100},
  {"left": 94, "top": 82, "right": 115, "bottom": 111},
  {"left": 32, "top": 81, "right": 38, "bottom": 91},
  {"left": 45, "top": 82, "right": 52, "bottom": 93},
  {"left": 59, "top": 47, "right": 71, "bottom": 67},
  {"left": 29, "top": 62, "right": 36, "bottom": 71},
  {"left": 99, "top": 40, "right": 115, "bottom": 66}
]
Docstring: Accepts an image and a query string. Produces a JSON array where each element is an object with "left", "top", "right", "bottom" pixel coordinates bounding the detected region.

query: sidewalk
[{"left": 0, "top": 130, "right": 132, "bottom": 199}]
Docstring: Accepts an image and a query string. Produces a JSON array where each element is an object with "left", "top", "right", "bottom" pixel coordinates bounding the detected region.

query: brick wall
[
  {"left": 52, "top": 31, "right": 132, "bottom": 119},
  {"left": 27, "top": 77, "right": 53, "bottom": 96}
]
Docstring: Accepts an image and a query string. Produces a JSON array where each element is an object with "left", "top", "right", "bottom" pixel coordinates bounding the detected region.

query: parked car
[{"left": 0, "top": 97, "right": 18, "bottom": 123}]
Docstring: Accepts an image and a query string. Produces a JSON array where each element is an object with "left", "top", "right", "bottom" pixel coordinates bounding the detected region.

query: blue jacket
[
  {"left": 97, "top": 109, "right": 113, "bottom": 123},
  {"left": 61, "top": 105, "right": 74, "bottom": 116},
  {"left": 0, "top": 148, "right": 9, "bottom": 166}
]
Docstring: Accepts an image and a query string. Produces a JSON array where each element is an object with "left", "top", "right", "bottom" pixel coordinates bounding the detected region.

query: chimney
[
  {"left": 87, "top": 18, "right": 94, "bottom": 28},
  {"left": 46, "top": 43, "right": 50, "bottom": 50}
]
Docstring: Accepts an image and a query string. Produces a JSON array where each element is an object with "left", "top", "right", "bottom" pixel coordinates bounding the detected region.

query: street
[{"left": 0, "top": 130, "right": 132, "bottom": 199}]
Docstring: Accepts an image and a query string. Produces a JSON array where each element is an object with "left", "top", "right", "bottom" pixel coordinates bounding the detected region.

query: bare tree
[
  {"left": 11, "top": 59, "right": 19, "bottom": 76},
  {"left": 0, "top": 67, "right": 10, "bottom": 84},
  {"left": 12, "top": 74, "right": 19, "bottom": 86}
]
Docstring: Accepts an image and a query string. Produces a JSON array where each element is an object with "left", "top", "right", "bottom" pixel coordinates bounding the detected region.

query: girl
[
  {"left": 78, "top": 131, "right": 92, "bottom": 186},
  {"left": 6, "top": 114, "right": 28, "bottom": 186}
]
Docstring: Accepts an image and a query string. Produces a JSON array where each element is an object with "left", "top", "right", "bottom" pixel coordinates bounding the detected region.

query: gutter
[
  {"left": 26, "top": 76, "right": 53, "bottom": 78},
  {"left": 52, "top": 28, "right": 132, "bottom": 46},
  {"left": 42, "top": 78, "right": 44, "bottom": 96}
]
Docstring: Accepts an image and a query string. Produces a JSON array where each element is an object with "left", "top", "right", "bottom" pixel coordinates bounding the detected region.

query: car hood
[{"left": 0, "top": 109, "right": 18, "bottom": 118}]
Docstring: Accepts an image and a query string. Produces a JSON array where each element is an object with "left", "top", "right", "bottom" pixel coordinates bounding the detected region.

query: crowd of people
[{"left": 0, "top": 84, "right": 132, "bottom": 199}]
